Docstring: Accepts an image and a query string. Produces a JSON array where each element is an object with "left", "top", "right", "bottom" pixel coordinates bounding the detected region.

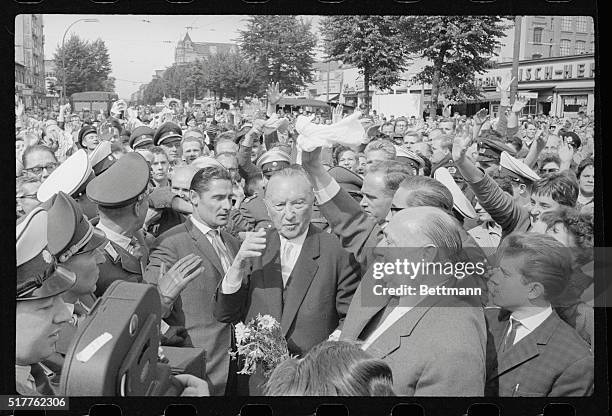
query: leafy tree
[
  {"left": 142, "top": 77, "right": 165, "bottom": 105},
  {"left": 206, "top": 52, "right": 259, "bottom": 100},
  {"left": 53, "top": 35, "right": 114, "bottom": 96},
  {"left": 238, "top": 15, "right": 317, "bottom": 94},
  {"left": 397, "top": 16, "right": 509, "bottom": 117},
  {"left": 319, "top": 16, "right": 411, "bottom": 113}
]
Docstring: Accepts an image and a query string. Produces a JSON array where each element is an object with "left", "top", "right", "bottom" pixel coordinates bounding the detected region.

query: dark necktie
[{"left": 503, "top": 318, "right": 522, "bottom": 352}]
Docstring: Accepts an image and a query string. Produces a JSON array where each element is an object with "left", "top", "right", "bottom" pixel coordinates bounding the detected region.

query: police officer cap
[
  {"left": 477, "top": 137, "right": 517, "bottom": 163},
  {"left": 89, "top": 141, "right": 117, "bottom": 176},
  {"left": 16, "top": 207, "right": 76, "bottom": 300},
  {"left": 256, "top": 148, "right": 291, "bottom": 176},
  {"left": 499, "top": 151, "right": 540, "bottom": 183},
  {"left": 43, "top": 191, "right": 107, "bottom": 263},
  {"left": 86, "top": 152, "right": 150, "bottom": 208},
  {"left": 434, "top": 167, "right": 477, "bottom": 220},
  {"left": 37, "top": 149, "right": 95, "bottom": 202},
  {"left": 433, "top": 158, "right": 464, "bottom": 183},
  {"left": 153, "top": 122, "right": 182, "bottom": 146},
  {"left": 395, "top": 145, "right": 425, "bottom": 171},
  {"left": 78, "top": 125, "right": 97, "bottom": 147},
  {"left": 329, "top": 166, "right": 363, "bottom": 195},
  {"left": 129, "top": 125, "right": 155, "bottom": 149}
]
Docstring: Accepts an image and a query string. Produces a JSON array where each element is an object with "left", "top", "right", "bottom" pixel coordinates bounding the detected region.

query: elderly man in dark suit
[
  {"left": 214, "top": 165, "right": 361, "bottom": 395},
  {"left": 145, "top": 165, "right": 241, "bottom": 396},
  {"left": 485, "top": 232, "right": 593, "bottom": 396}
]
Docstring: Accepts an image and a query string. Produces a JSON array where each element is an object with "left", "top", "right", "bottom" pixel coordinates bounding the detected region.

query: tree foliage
[
  {"left": 319, "top": 16, "right": 411, "bottom": 112},
  {"left": 141, "top": 52, "right": 259, "bottom": 105},
  {"left": 53, "top": 35, "right": 114, "bottom": 96},
  {"left": 397, "top": 16, "right": 510, "bottom": 116},
  {"left": 238, "top": 15, "right": 317, "bottom": 94}
]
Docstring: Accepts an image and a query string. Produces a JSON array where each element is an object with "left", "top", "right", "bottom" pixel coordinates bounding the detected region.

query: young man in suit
[
  {"left": 145, "top": 165, "right": 239, "bottom": 396},
  {"left": 215, "top": 165, "right": 361, "bottom": 395},
  {"left": 485, "top": 232, "right": 593, "bottom": 396}
]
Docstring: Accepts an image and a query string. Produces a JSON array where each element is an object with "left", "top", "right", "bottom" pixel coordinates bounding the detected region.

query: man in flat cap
[
  {"left": 476, "top": 135, "right": 517, "bottom": 173},
  {"left": 154, "top": 121, "right": 183, "bottom": 166},
  {"left": 36, "top": 149, "right": 99, "bottom": 223},
  {"left": 15, "top": 208, "right": 74, "bottom": 395}
]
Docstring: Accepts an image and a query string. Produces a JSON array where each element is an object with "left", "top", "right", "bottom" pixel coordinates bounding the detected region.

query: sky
[{"left": 41, "top": 15, "right": 323, "bottom": 100}]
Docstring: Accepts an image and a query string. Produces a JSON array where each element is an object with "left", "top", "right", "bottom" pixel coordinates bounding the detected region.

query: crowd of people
[{"left": 15, "top": 75, "right": 595, "bottom": 397}]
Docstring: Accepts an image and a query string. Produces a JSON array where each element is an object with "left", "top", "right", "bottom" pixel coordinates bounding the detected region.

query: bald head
[{"left": 170, "top": 165, "right": 198, "bottom": 200}]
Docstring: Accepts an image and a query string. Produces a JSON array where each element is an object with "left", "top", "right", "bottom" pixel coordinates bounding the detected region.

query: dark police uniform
[
  {"left": 16, "top": 208, "right": 76, "bottom": 395},
  {"left": 86, "top": 152, "right": 150, "bottom": 297},
  {"left": 129, "top": 125, "right": 155, "bottom": 150}
]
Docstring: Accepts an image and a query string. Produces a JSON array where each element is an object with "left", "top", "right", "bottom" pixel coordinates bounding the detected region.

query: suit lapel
[
  {"left": 489, "top": 310, "right": 560, "bottom": 381},
  {"left": 186, "top": 219, "right": 224, "bottom": 278},
  {"left": 340, "top": 282, "right": 387, "bottom": 342},
  {"left": 280, "top": 227, "right": 319, "bottom": 336},
  {"left": 261, "top": 232, "right": 283, "bottom": 321},
  {"left": 365, "top": 293, "right": 445, "bottom": 359}
]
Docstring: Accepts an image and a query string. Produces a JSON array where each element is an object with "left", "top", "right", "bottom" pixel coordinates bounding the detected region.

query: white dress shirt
[
  {"left": 361, "top": 306, "right": 414, "bottom": 351},
  {"left": 96, "top": 222, "right": 132, "bottom": 251},
  {"left": 279, "top": 230, "right": 308, "bottom": 287},
  {"left": 507, "top": 305, "right": 553, "bottom": 345}
]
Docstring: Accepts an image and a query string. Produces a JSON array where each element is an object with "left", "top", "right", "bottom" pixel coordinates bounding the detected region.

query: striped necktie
[{"left": 208, "top": 229, "right": 233, "bottom": 273}]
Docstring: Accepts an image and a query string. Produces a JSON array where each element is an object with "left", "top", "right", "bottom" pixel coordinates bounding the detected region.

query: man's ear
[
  {"left": 518, "top": 183, "right": 527, "bottom": 195},
  {"left": 422, "top": 244, "right": 438, "bottom": 263},
  {"left": 527, "top": 281, "right": 546, "bottom": 301},
  {"left": 189, "top": 190, "right": 199, "bottom": 206}
]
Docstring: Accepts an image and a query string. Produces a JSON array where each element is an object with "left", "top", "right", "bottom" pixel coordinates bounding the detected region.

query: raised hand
[
  {"left": 234, "top": 229, "right": 267, "bottom": 265},
  {"left": 557, "top": 141, "right": 575, "bottom": 165},
  {"left": 496, "top": 74, "right": 515, "bottom": 93},
  {"left": 512, "top": 98, "right": 528, "bottom": 113},
  {"left": 452, "top": 123, "right": 473, "bottom": 162},
  {"left": 158, "top": 254, "right": 204, "bottom": 303},
  {"left": 266, "top": 82, "right": 286, "bottom": 106},
  {"left": 473, "top": 108, "right": 489, "bottom": 126}
]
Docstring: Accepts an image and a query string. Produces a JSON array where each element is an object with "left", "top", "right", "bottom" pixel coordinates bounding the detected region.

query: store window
[
  {"left": 561, "top": 16, "right": 573, "bottom": 32},
  {"left": 533, "top": 27, "right": 543, "bottom": 44},
  {"left": 590, "top": 41, "right": 595, "bottom": 53},
  {"left": 521, "top": 99, "right": 538, "bottom": 116},
  {"left": 575, "top": 41, "right": 586, "bottom": 54},
  {"left": 562, "top": 95, "right": 588, "bottom": 114},
  {"left": 559, "top": 39, "right": 571, "bottom": 56},
  {"left": 576, "top": 16, "right": 588, "bottom": 33}
]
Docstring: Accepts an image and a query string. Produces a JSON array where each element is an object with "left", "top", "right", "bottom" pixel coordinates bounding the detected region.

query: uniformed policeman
[
  {"left": 16, "top": 207, "right": 75, "bottom": 395},
  {"left": 395, "top": 145, "right": 426, "bottom": 176},
  {"left": 328, "top": 165, "right": 363, "bottom": 202},
  {"left": 86, "top": 152, "right": 150, "bottom": 297},
  {"left": 40, "top": 192, "right": 107, "bottom": 385},
  {"left": 129, "top": 125, "right": 155, "bottom": 151},
  {"left": 36, "top": 149, "right": 99, "bottom": 223},
  {"left": 476, "top": 136, "right": 517, "bottom": 171},
  {"left": 496, "top": 151, "right": 540, "bottom": 207},
  {"left": 154, "top": 122, "right": 183, "bottom": 166},
  {"left": 89, "top": 140, "right": 117, "bottom": 176},
  {"left": 239, "top": 148, "right": 292, "bottom": 231},
  {"left": 434, "top": 166, "right": 478, "bottom": 222},
  {"left": 77, "top": 125, "right": 98, "bottom": 153}
]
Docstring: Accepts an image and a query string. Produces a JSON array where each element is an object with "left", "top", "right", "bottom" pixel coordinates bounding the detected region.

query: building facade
[
  {"left": 44, "top": 59, "right": 60, "bottom": 107},
  {"left": 174, "top": 33, "right": 237, "bottom": 65},
  {"left": 497, "top": 16, "right": 595, "bottom": 62},
  {"left": 474, "top": 54, "right": 595, "bottom": 118},
  {"left": 15, "top": 14, "right": 46, "bottom": 108}
]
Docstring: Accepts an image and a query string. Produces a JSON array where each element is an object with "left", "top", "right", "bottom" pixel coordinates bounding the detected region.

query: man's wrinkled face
[
  {"left": 23, "top": 150, "right": 58, "bottom": 181},
  {"left": 170, "top": 169, "right": 195, "bottom": 201},
  {"left": 395, "top": 121, "right": 407, "bottom": 135},
  {"left": 360, "top": 171, "right": 393, "bottom": 223},
  {"left": 82, "top": 132, "right": 100, "bottom": 151},
  {"left": 16, "top": 295, "right": 71, "bottom": 365},
  {"left": 526, "top": 124, "right": 537, "bottom": 139},
  {"left": 16, "top": 181, "right": 41, "bottom": 216},
  {"left": 264, "top": 175, "right": 314, "bottom": 239},
  {"left": 217, "top": 155, "right": 240, "bottom": 182}
]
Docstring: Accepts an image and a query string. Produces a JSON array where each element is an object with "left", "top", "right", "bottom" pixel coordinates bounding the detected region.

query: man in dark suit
[
  {"left": 145, "top": 165, "right": 240, "bottom": 396},
  {"left": 214, "top": 165, "right": 361, "bottom": 394},
  {"left": 485, "top": 232, "right": 593, "bottom": 396}
]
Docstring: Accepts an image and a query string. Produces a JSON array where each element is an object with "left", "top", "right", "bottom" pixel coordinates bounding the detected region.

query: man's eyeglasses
[
  {"left": 16, "top": 192, "right": 38, "bottom": 199},
  {"left": 23, "top": 162, "right": 58, "bottom": 175}
]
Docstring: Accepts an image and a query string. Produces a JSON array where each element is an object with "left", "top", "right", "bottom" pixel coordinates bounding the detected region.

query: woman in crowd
[
  {"left": 264, "top": 341, "right": 395, "bottom": 396},
  {"left": 335, "top": 146, "right": 359, "bottom": 172},
  {"left": 575, "top": 157, "right": 594, "bottom": 214}
]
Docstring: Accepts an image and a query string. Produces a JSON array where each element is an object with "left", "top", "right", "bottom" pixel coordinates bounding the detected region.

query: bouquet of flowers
[{"left": 230, "top": 314, "right": 290, "bottom": 378}]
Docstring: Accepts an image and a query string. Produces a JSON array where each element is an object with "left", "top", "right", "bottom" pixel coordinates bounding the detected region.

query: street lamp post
[{"left": 61, "top": 18, "right": 99, "bottom": 102}]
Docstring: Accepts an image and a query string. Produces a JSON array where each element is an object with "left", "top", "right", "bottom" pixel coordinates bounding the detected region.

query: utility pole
[
  {"left": 510, "top": 16, "right": 522, "bottom": 105},
  {"left": 326, "top": 59, "right": 331, "bottom": 102}
]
